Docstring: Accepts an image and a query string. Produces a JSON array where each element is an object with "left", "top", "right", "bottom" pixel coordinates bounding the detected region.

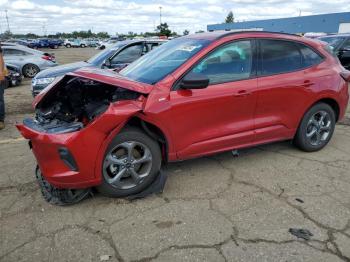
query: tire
[
  {"left": 66, "top": 44, "right": 71, "bottom": 48},
  {"left": 22, "top": 64, "right": 40, "bottom": 78},
  {"left": 97, "top": 127, "right": 162, "bottom": 197},
  {"left": 80, "top": 44, "right": 86, "bottom": 48},
  {"left": 294, "top": 103, "right": 336, "bottom": 152}
]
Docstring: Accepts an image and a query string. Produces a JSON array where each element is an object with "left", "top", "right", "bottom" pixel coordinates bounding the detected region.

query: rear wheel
[
  {"left": 80, "top": 44, "right": 86, "bottom": 48},
  {"left": 97, "top": 127, "right": 162, "bottom": 197},
  {"left": 294, "top": 103, "right": 336, "bottom": 152},
  {"left": 65, "top": 44, "right": 71, "bottom": 48},
  {"left": 22, "top": 64, "right": 40, "bottom": 78}
]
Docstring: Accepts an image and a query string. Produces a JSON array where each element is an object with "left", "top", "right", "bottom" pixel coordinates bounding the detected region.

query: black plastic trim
[{"left": 58, "top": 147, "right": 79, "bottom": 172}]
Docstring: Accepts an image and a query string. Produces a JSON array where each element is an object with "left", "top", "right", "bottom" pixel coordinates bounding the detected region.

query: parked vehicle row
[
  {"left": 17, "top": 31, "right": 349, "bottom": 198},
  {"left": 1, "top": 44, "right": 57, "bottom": 77},
  {"left": 32, "top": 39, "right": 166, "bottom": 95}
]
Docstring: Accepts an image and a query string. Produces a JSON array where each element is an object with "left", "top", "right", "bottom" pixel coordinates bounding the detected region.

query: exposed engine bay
[{"left": 32, "top": 77, "right": 141, "bottom": 134}]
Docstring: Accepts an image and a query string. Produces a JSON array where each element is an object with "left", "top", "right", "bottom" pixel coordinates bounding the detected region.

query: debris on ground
[
  {"left": 289, "top": 228, "right": 313, "bottom": 240},
  {"left": 100, "top": 254, "right": 111, "bottom": 261},
  {"left": 295, "top": 198, "right": 304, "bottom": 203}
]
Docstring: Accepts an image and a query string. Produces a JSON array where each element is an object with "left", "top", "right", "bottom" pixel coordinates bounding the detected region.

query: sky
[{"left": 0, "top": 0, "right": 349, "bottom": 35}]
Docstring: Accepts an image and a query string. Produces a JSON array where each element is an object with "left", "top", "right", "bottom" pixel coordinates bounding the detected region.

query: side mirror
[
  {"left": 180, "top": 72, "right": 209, "bottom": 90},
  {"left": 103, "top": 59, "right": 112, "bottom": 68}
]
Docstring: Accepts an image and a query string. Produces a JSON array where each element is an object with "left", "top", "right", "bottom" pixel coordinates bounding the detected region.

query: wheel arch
[
  {"left": 310, "top": 98, "right": 340, "bottom": 122},
  {"left": 123, "top": 117, "right": 170, "bottom": 163}
]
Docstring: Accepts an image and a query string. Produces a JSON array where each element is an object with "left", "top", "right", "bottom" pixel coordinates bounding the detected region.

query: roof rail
[{"left": 217, "top": 30, "right": 301, "bottom": 39}]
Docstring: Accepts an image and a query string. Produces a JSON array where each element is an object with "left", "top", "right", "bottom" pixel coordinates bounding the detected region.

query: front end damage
[{"left": 17, "top": 71, "right": 147, "bottom": 193}]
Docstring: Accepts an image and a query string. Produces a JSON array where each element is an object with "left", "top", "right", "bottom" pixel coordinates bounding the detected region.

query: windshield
[
  {"left": 120, "top": 38, "right": 210, "bottom": 84},
  {"left": 318, "top": 36, "right": 345, "bottom": 48}
]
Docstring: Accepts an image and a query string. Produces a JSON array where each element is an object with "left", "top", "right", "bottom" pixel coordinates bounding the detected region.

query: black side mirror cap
[{"left": 180, "top": 72, "right": 209, "bottom": 90}]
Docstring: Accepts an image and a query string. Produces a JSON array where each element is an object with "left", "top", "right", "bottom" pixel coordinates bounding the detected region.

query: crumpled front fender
[{"left": 16, "top": 100, "right": 144, "bottom": 189}]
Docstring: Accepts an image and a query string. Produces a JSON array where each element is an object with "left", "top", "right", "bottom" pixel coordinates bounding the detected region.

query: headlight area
[{"left": 33, "top": 77, "right": 56, "bottom": 86}]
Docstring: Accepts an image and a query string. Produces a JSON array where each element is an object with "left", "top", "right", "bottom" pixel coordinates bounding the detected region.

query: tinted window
[
  {"left": 111, "top": 44, "right": 143, "bottom": 64},
  {"left": 121, "top": 38, "right": 210, "bottom": 84},
  {"left": 318, "top": 36, "right": 345, "bottom": 48},
  {"left": 190, "top": 40, "right": 253, "bottom": 84},
  {"left": 260, "top": 40, "right": 302, "bottom": 75},
  {"left": 3, "top": 48, "right": 26, "bottom": 56},
  {"left": 298, "top": 44, "right": 323, "bottom": 67},
  {"left": 342, "top": 38, "right": 350, "bottom": 50}
]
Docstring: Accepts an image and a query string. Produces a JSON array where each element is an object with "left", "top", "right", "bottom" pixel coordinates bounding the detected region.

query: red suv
[{"left": 17, "top": 31, "right": 349, "bottom": 198}]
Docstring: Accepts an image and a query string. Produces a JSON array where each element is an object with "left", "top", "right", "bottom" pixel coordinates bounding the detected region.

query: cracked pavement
[{"left": 1, "top": 48, "right": 350, "bottom": 262}]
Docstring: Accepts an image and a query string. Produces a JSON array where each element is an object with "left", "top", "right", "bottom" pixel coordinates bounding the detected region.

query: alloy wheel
[
  {"left": 24, "top": 65, "right": 38, "bottom": 77},
  {"left": 305, "top": 110, "right": 332, "bottom": 146},
  {"left": 103, "top": 141, "right": 153, "bottom": 190}
]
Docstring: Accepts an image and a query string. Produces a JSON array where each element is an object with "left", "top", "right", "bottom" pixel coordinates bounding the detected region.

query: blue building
[{"left": 207, "top": 12, "right": 350, "bottom": 34}]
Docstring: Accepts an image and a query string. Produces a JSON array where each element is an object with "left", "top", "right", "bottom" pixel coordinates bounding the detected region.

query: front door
[{"left": 166, "top": 40, "right": 258, "bottom": 159}]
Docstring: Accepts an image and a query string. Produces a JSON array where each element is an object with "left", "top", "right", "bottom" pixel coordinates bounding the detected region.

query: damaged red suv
[{"left": 17, "top": 31, "right": 349, "bottom": 198}]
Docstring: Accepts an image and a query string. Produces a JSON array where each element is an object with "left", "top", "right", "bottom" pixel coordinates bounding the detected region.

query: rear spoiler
[{"left": 340, "top": 71, "right": 350, "bottom": 82}]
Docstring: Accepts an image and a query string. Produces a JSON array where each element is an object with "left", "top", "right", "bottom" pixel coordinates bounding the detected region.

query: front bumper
[
  {"left": 16, "top": 101, "right": 143, "bottom": 189},
  {"left": 17, "top": 119, "right": 107, "bottom": 189}
]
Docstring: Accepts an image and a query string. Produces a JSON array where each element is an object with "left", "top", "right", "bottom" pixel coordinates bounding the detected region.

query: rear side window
[
  {"left": 297, "top": 43, "right": 324, "bottom": 67},
  {"left": 260, "top": 39, "right": 302, "bottom": 75}
]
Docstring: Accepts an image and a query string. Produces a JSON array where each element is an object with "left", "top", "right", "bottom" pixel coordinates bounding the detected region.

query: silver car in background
[{"left": 1, "top": 45, "right": 57, "bottom": 78}]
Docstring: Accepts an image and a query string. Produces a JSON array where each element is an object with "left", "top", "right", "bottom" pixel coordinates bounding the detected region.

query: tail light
[
  {"left": 42, "top": 54, "right": 55, "bottom": 62},
  {"left": 340, "top": 71, "right": 350, "bottom": 82}
]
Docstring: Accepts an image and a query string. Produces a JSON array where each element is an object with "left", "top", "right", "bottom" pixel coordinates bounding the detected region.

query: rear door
[{"left": 255, "top": 39, "right": 324, "bottom": 143}]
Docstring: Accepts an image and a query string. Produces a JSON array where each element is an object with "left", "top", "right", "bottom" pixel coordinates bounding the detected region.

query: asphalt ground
[{"left": 1, "top": 46, "right": 350, "bottom": 262}]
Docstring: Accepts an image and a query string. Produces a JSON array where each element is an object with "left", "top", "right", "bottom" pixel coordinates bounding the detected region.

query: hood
[
  {"left": 32, "top": 67, "right": 153, "bottom": 108},
  {"left": 35, "top": 61, "right": 91, "bottom": 78},
  {"left": 69, "top": 67, "right": 153, "bottom": 94}
]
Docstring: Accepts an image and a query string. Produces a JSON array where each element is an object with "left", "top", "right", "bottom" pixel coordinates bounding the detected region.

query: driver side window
[
  {"left": 111, "top": 44, "right": 143, "bottom": 64},
  {"left": 190, "top": 40, "right": 253, "bottom": 84}
]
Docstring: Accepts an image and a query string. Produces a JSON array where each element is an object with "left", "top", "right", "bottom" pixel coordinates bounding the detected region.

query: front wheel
[
  {"left": 294, "top": 103, "right": 336, "bottom": 152},
  {"left": 97, "top": 127, "right": 162, "bottom": 197}
]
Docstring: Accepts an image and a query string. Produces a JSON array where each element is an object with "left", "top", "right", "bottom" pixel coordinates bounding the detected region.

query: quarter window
[
  {"left": 297, "top": 44, "right": 323, "bottom": 67},
  {"left": 260, "top": 40, "right": 303, "bottom": 75},
  {"left": 190, "top": 40, "right": 253, "bottom": 84}
]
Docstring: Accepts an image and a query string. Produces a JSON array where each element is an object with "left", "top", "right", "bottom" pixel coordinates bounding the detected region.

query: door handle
[
  {"left": 303, "top": 80, "right": 314, "bottom": 88},
  {"left": 234, "top": 90, "right": 251, "bottom": 97}
]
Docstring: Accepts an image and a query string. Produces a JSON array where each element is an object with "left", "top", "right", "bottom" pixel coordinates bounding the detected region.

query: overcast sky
[{"left": 0, "top": 0, "right": 349, "bottom": 35}]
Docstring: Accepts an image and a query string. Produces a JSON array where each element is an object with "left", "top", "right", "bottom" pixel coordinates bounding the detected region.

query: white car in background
[{"left": 1, "top": 44, "right": 57, "bottom": 78}]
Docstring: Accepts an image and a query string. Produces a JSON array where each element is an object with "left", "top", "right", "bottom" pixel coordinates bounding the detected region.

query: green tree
[
  {"left": 225, "top": 11, "right": 234, "bottom": 23},
  {"left": 183, "top": 29, "right": 189, "bottom": 35},
  {"left": 156, "top": 23, "right": 172, "bottom": 37}
]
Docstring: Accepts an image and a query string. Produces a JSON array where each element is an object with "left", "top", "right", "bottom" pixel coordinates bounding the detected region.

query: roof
[{"left": 184, "top": 30, "right": 300, "bottom": 41}]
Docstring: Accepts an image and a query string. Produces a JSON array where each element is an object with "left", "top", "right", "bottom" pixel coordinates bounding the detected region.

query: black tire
[
  {"left": 22, "top": 63, "right": 40, "bottom": 78},
  {"left": 294, "top": 103, "right": 336, "bottom": 152},
  {"left": 35, "top": 166, "right": 91, "bottom": 206},
  {"left": 97, "top": 127, "right": 162, "bottom": 197},
  {"left": 66, "top": 44, "right": 71, "bottom": 48},
  {"left": 80, "top": 44, "right": 86, "bottom": 48}
]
